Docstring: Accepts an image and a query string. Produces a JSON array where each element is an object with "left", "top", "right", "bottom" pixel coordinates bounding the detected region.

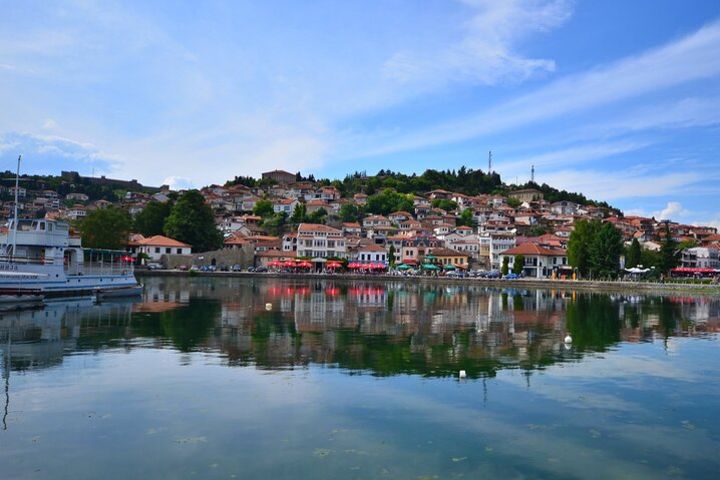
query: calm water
[{"left": 1, "top": 277, "right": 719, "bottom": 480}]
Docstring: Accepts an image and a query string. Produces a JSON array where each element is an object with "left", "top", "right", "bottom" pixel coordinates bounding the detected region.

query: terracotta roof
[
  {"left": 342, "top": 222, "right": 361, "bottom": 228},
  {"left": 256, "top": 250, "right": 296, "bottom": 258},
  {"left": 502, "top": 243, "right": 566, "bottom": 256},
  {"left": 358, "top": 244, "right": 387, "bottom": 252},
  {"left": 298, "top": 223, "right": 342, "bottom": 234},
  {"left": 224, "top": 236, "right": 249, "bottom": 245},
  {"left": 139, "top": 235, "right": 191, "bottom": 248},
  {"left": 428, "top": 247, "right": 468, "bottom": 257}
]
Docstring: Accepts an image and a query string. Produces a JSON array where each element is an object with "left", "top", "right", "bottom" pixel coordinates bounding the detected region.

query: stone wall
[{"left": 161, "top": 245, "right": 254, "bottom": 269}]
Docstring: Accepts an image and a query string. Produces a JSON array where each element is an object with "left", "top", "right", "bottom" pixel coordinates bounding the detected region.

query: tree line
[{"left": 80, "top": 190, "right": 223, "bottom": 252}]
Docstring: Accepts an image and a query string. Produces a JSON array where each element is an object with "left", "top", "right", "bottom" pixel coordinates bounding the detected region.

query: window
[
  {"left": 155, "top": 247, "right": 160, "bottom": 253},
  {"left": 166, "top": 248, "right": 171, "bottom": 254},
  {"left": 177, "top": 248, "right": 182, "bottom": 254}
]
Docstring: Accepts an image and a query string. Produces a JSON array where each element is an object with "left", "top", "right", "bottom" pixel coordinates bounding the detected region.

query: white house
[
  {"left": 136, "top": 235, "right": 192, "bottom": 261},
  {"left": 500, "top": 243, "right": 569, "bottom": 278},
  {"left": 354, "top": 244, "right": 388, "bottom": 263},
  {"left": 296, "top": 223, "right": 347, "bottom": 259},
  {"left": 273, "top": 198, "right": 299, "bottom": 215}
]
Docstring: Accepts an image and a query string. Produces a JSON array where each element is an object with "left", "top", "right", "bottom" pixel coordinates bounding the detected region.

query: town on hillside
[{"left": 1, "top": 168, "right": 719, "bottom": 278}]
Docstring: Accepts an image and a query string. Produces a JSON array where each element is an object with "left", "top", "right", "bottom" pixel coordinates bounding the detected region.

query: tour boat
[
  {"left": 0, "top": 218, "right": 141, "bottom": 299},
  {"left": 0, "top": 155, "right": 141, "bottom": 301}
]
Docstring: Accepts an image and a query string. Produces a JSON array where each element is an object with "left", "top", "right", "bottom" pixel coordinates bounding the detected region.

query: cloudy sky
[{"left": 1, "top": 0, "right": 719, "bottom": 226}]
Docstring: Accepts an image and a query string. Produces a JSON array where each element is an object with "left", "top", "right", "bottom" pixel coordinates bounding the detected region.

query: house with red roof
[{"left": 500, "top": 243, "right": 569, "bottom": 278}]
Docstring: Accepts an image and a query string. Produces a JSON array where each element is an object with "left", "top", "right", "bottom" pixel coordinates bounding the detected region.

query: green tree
[
  {"left": 388, "top": 244, "right": 396, "bottom": 267},
  {"left": 338, "top": 203, "right": 360, "bottom": 222},
  {"left": 568, "top": 219, "right": 601, "bottom": 278},
  {"left": 512, "top": 254, "right": 524, "bottom": 275},
  {"left": 133, "top": 201, "right": 172, "bottom": 236},
  {"left": 457, "top": 208, "right": 476, "bottom": 227},
  {"left": 626, "top": 238, "right": 642, "bottom": 268},
  {"left": 431, "top": 198, "right": 458, "bottom": 212},
  {"left": 641, "top": 248, "right": 661, "bottom": 270},
  {"left": 253, "top": 199, "right": 274, "bottom": 218},
  {"left": 307, "top": 207, "right": 328, "bottom": 224},
  {"left": 501, "top": 256, "right": 510, "bottom": 276},
  {"left": 506, "top": 197, "right": 522, "bottom": 208},
  {"left": 366, "top": 189, "right": 414, "bottom": 215},
  {"left": 589, "top": 222, "right": 623, "bottom": 278},
  {"left": 80, "top": 206, "right": 132, "bottom": 249},
  {"left": 263, "top": 212, "right": 288, "bottom": 236},
  {"left": 290, "top": 203, "right": 307, "bottom": 223},
  {"left": 659, "top": 221, "right": 679, "bottom": 273},
  {"left": 163, "top": 190, "right": 223, "bottom": 252}
]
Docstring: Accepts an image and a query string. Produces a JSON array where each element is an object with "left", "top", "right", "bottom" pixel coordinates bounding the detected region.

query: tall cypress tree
[{"left": 626, "top": 238, "right": 642, "bottom": 268}]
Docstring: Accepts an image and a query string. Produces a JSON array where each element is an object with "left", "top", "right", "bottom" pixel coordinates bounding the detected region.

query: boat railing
[
  {"left": 0, "top": 255, "right": 55, "bottom": 265},
  {"left": 66, "top": 262, "right": 134, "bottom": 277}
]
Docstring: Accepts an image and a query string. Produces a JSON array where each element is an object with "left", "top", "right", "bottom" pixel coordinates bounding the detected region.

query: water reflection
[
  {"left": 2, "top": 278, "right": 719, "bottom": 479},
  {"left": 3, "top": 278, "right": 718, "bottom": 380}
]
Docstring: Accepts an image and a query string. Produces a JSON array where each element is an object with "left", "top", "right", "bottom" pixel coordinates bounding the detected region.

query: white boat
[{"left": 0, "top": 218, "right": 141, "bottom": 298}]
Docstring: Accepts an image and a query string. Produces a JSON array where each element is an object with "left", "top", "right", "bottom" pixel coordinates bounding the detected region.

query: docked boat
[{"left": 0, "top": 218, "right": 142, "bottom": 299}]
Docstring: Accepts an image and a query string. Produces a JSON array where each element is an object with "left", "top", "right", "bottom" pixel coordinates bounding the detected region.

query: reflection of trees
[
  {"left": 8, "top": 277, "right": 719, "bottom": 379},
  {"left": 565, "top": 294, "right": 621, "bottom": 351},
  {"left": 132, "top": 299, "right": 220, "bottom": 352}
]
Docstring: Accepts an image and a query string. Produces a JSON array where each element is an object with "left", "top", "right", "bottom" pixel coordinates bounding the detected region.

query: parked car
[
  {"left": 247, "top": 266, "right": 256, "bottom": 272},
  {"left": 503, "top": 273, "right": 521, "bottom": 280},
  {"left": 146, "top": 262, "right": 162, "bottom": 270},
  {"left": 231, "top": 264, "right": 243, "bottom": 272},
  {"left": 255, "top": 266, "right": 268, "bottom": 273},
  {"left": 485, "top": 270, "right": 502, "bottom": 279},
  {"left": 177, "top": 264, "right": 189, "bottom": 271}
]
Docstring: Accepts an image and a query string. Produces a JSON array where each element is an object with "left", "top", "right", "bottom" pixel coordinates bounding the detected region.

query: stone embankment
[{"left": 135, "top": 270, "right": 720, "bottom": 296}]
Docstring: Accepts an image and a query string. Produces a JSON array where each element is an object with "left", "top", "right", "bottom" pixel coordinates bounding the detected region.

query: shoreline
[{"left": 135, "top": 270, "right": 720, "bottom": 296}]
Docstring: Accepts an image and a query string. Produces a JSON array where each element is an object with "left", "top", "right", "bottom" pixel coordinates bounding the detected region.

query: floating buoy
[
  {"left": 265, "top": 303, "right": 272, "bottom": 311},
  {"left": 459, "top": 370, "right": 467, "bottom": 379},
  {"left": 564, "top": 334, "right": 573, "bottom": 344}
]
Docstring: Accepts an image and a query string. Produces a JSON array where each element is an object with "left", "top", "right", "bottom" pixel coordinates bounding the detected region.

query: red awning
[{"left": 672, "top": 267, "right": 718, "bottom": 274}]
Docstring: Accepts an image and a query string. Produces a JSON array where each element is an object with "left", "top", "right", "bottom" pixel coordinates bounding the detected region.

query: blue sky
[{"left": 1, "top": 0, "right": 719, "bottom": 226}]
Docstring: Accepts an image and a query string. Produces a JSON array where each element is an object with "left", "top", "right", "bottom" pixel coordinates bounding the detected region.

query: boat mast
[{"left": 10, "top": 155, "right": 21, "bottom": 259}]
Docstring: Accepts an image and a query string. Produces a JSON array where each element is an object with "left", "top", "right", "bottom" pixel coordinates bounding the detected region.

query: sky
[{"left": 1, "top": 0, "right": 719, "bottom": 227}]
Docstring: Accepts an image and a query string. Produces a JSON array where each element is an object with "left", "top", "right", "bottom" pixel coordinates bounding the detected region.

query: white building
[
  {"left": 681, "top": 247, "right": 720, "bottom": 269},
  {"left": 135, "top": 235, "right": 192, "bottom": 261},
  {"left": 296, "top": 223, "right": 347, "bottom": 259},
  {"left": 500, "top": 243, "right": 569, "bottom": 278},
  {"left": 482, "top": 232, "right": 516, "bottom": 270},
  {"left": 354, "top": 244, "right": 388, "bottom": 263}
]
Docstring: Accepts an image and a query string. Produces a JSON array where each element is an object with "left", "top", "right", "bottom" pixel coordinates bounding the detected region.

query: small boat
[{"left": 96, "top": 284, "right": 143, "bottom": 300}]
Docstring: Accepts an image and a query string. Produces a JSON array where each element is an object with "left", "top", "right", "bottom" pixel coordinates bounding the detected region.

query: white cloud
[
  {"left": 654, "top": 202, "right": 690, "bottom": 221},
  {"left": 42, "top": 119, "right": 58, "bottom": 130},
  {"left": 384, "top": 0, "right": 572, "bottom": 88},
  {"left": 498, "top": 140, "right": 652, "bottom": 180},
  {"left": 360, "top": 19, "right": 720, "bottom": 157},
  {"left": 162, "top": 176, "right": 194, "bottom": 190},
  {"left": 539, "top": 168, "right": 702, "bottom": 202}
]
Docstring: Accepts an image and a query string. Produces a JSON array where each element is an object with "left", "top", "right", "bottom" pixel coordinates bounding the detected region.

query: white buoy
[
  {"left": 265, "top": 303, "right": 272, "bottom": 311},
  {"left": 459, "top": 370, "right": 467, "bottom": 379},
  {"left": 564, "top": 334, "right": 573, "bottom": 344}
]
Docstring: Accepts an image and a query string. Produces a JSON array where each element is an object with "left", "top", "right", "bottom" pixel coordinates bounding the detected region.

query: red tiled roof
[
  {"left": 502, "top": 243, "right": 566, "bottom": 256},
  {"left": 139, "top": 235, "right": 191, "bottom": 248},
  {"left": 298, "top": 223, "right": 342, "bottom": 234}
]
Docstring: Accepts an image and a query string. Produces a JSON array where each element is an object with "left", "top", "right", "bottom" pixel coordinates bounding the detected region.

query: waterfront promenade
[{"left": 135, "top": 269, "right": 720, "bottom": 296}]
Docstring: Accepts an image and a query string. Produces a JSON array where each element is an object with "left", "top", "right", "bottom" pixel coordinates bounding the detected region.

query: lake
[{"left": 1, "top": 276, "right": 719, "bottom": 479}]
